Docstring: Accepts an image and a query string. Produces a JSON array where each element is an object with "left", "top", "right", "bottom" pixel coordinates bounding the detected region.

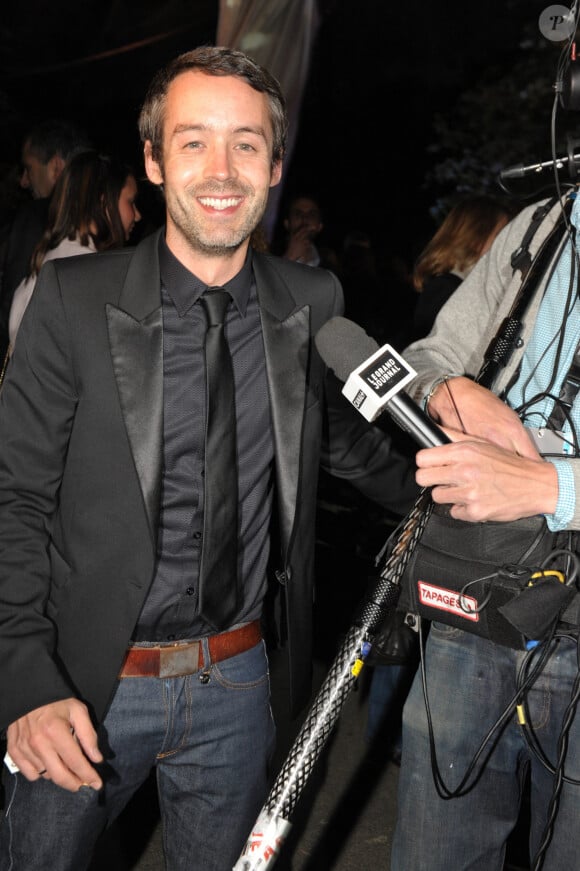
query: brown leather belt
[{"left": 119, "top": 620, "right": 262, "bottom": 678}]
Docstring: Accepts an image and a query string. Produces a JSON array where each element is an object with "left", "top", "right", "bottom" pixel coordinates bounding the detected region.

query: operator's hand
[
  {"left": 427, "top": 375, "right": 540, "bottom": 460},
  {"left": 7, "top": 698, "right": 103, "bottom": 792},
  {"left": 415, "top": 435, "right": 559, "bottom": 522}
]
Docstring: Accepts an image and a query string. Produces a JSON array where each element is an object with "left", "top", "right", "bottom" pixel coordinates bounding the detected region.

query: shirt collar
[{"left": 158, "top": 232, "right": 253, "bottom": 317}]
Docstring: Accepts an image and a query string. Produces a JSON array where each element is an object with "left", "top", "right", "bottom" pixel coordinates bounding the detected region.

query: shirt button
[
  {"left": 193, "top": 531, "right": 202, "bottom": 540},
  {"left": 186, "top": 586, "right": 194, "bottom": 596}
]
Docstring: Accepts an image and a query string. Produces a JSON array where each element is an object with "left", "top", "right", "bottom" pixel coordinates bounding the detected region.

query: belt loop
[{"left": 200, "top": 635, "right": 212, "bottom": 669}]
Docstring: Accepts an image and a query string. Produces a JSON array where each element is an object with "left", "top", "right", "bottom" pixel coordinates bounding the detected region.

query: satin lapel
[
  {"left": 107, "top": 231, "right": 164, "bottom": 542},
  {"left": 254, "top": 256, "right": 310, "bottom": 552}
]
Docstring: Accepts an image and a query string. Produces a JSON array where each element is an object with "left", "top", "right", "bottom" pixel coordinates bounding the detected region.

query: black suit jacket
[
  {"left": 0, "top": 198, "right": 50, "bottom": 359},
  {"left": 0, "top": 229, "right": 417, "bottom": 727}
]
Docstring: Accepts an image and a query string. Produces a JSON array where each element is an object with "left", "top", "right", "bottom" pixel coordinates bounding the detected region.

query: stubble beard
[{"left": 166, "top": 184, "right": 268, "bottom": 257}]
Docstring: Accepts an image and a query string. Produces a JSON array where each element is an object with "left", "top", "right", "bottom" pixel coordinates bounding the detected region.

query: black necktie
[{"left": 198, "top": 288, "right": 240, "bottom": 630}]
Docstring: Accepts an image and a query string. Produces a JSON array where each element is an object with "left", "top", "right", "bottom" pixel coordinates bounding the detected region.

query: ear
[
  {"left": 144, "top": 141, "right": 163, "bottom": 186},
  {"left": 50, "top": 154, "right": 66, "bottom": 184},
  {"left": 269, "top": 159, "right": 283, "bottom": 189}
]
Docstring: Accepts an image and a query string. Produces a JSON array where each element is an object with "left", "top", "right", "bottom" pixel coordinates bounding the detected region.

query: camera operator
[{"left": 390, "top": 191, "right": 580, "bottom": 870}]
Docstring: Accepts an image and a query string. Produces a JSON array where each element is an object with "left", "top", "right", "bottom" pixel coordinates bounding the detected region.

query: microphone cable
[
  {"left": 516, "top": 630, "right": 580, "bottom": 870},
  {"left": 516, "top": 629, "right": 580, "bottom": 787},
  {"left": 508, "top": 220, "right": 580, "bottom": 431},
  {"left": 418, "top": 608, "right": 580, "bottom": 867},
  {"left": 516, "top": 390, "right": 580, "bottom": 456},
  {"left": 418, "top": 616, "right": 557, "bottom": 801}
]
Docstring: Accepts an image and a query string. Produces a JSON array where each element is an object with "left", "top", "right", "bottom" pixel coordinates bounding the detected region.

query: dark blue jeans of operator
[
  {"left": 0, "top": 638, "right": 275, "bottom": 871},
  {"left": 391, "top": 622, "right": 580, "bottom": 871}
]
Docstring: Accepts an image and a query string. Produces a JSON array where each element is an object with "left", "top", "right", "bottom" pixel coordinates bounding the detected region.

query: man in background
[
  {"left": 281, "top": 192, "right": 341, "bottom": 272},
  {"left": 391, "top": 193, "right": 580, "bottom": 870},
  {"left": 0, "top": 118, "right": 91, "bottom": 359}
]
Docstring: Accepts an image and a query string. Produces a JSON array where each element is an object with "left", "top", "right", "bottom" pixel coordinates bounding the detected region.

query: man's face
[
  {"left": 116, "top": 174, "right": 142, "bottom": 241},
  {"left": 144, "top": 70, "right": 282, "bottom": 259},
  {"left": 285, "top": 198, "right": 322, "bottom": 240},
  {"left": 20, "top": 141, "right": 58, "bottom": 199}
]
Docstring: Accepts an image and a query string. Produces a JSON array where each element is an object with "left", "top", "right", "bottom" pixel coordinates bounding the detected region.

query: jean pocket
[
  {"left": 211, "top": 640, "right": 269, "bottom": 689},
  {"left": 431, "top": 620, "right": 464, "bottom": 639}
]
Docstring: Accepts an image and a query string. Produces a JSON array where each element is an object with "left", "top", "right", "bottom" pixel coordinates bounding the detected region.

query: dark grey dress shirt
[{"left": 133, "top": 235, "right": 274, "bottom": 641}]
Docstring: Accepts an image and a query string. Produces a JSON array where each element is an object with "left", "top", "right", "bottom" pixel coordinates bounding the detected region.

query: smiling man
[
  {"left": 143, "top": 67, "right": 281, "bottom": 271},
  {"left": 0, "top": 47, "right": 417, "bottom": 870}
]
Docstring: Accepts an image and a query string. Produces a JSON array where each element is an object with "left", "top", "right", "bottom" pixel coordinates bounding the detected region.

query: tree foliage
[{"left": 425, "top": 29, "right": 578, "bottom": 221}]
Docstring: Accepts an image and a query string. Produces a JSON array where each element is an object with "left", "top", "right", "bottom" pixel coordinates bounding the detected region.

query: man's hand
[
  {"left": 7, "top": 699, "right": 103, "bottom": 792},
  {"left": 427, "top": 375, "right": 540, "bottom": 460},
  {"left": 283, "top": 224, "right": 320, "bottom": 263},
  {"left": 415, "top": 436, "right": 559, "bottom": 522}
]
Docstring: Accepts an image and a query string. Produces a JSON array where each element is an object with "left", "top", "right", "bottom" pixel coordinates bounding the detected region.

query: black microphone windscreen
[
  {"left": 499, "top": 165, "right": 526, "bottom": 181},
  {"left": 315, "top": 316, "right": 379, "bottom": 381}
]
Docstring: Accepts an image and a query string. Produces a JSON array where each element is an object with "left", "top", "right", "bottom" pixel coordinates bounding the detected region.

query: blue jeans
[
  {"left": 366, "top": 662, "right": 417, "bottom": 750},
  {"left": 0, "top": 638, "right": 275, "bottom": 871},
  {"left": 391, "top": 622, "right": 580, "bottom": 870}
]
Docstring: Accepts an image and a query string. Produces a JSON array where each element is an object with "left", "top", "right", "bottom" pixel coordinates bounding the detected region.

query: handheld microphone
[{"left": 315, "top": 317, "right": 450, "bottom": 449}]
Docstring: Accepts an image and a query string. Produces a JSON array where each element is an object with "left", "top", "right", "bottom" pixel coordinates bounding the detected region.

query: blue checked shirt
[{"left": 506, "top": 192, "right": 580, "bottom": 531}]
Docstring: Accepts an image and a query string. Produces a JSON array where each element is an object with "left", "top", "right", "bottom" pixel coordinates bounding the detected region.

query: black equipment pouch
[
  {"left": 396, "top": 506, "right": 578, "bottom": 649},
  {"left": 390, "top": 196, "right": 580, "bottom": 651},
  {"left": 366, "top": 606, "right": 420, "bottom": 667}
]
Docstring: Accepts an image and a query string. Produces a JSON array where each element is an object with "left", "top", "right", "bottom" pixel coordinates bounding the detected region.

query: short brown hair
[{"left": 138, "top": 45, "right": 287, "bottom": 170}]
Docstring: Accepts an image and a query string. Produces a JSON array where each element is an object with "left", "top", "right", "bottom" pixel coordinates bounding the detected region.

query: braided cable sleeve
[
  {"left": 267, "top": 490, "right": 434, "bottom": 819},
  {"left": 234, "top": 490, "right": 434, "bottom": 869}
]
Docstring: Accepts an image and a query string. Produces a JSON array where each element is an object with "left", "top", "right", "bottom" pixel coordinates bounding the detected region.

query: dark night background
[
  {"left": 0, "top": 5, "right": 573, "bottom": 867},
  {"left": 0, "top": 1, "right": 575, "bottom": 267}
]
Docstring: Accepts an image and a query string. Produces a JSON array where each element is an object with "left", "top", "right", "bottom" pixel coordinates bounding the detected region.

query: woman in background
[
  {"left": 8, "top": 150, "right": 141, "bottom": 349},
  {"left": 412, "top": 195, "right": 516, "bottom": 339}
]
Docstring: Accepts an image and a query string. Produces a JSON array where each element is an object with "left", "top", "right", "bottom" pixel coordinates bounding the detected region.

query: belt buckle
[{"left": 159, "top": 641, "right": 201, "bottom": 678}]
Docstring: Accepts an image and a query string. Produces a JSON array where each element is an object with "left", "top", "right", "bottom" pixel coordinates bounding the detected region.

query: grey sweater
[{"left": 403, "top": 195, "right": 580, "bottom": 530}]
